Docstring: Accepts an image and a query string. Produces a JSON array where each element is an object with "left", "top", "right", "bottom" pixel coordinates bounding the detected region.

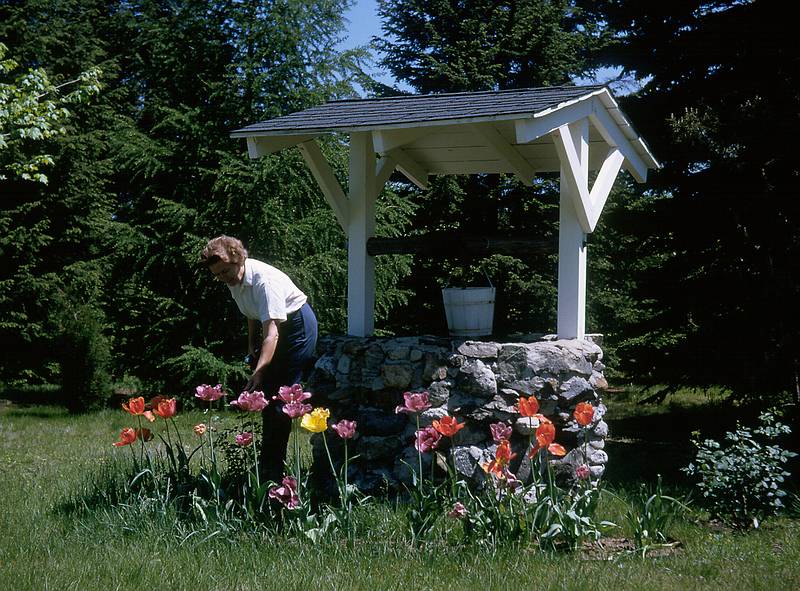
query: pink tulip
[
  {"left": 273, "top": 383, "right": 312, "bottom": 404},
  {"left": 414, "top": 426, "right": 442, "bottom": 453},
  {"left": 490, "top": 421, "right": 513, "bottom": 443},
  {"left": 230, "top": 390, "right": 268, "bottom": 412},
  {"left": 235, "top": 432, "right": 254, "bottom": 447},
  {"left": 395, "top": 391, "right": 431, "bottom": 414},
  {"left": 448, "top": 501, "right": 468, "bottom": 519},
  {"left": 282, "top": 401, "right": 312, "bottom": 419},
  {"left": 268, "top": 475, "right": 299, "bottom": 509},
  {"left": 331, "top": 419, "right": 357, "bottom": 440},
  {"left": 195, "top": 384, "right": 224, "bottom": 402},
  {"left": 576, "top": 464, "right": 591, "bottom": 480}
]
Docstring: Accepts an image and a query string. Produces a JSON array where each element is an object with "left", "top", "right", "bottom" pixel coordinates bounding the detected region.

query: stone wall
[{"left": 308, "top": 335, "right": 609, "bottom": 495}]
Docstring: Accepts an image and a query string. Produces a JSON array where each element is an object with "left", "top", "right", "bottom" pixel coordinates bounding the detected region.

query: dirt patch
[{"left": 580, "top": 537, "right": 683, "bottom": 560}]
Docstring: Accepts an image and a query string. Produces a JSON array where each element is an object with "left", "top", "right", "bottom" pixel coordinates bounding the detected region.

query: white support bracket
[
  {"left": 297, "top": 140, "right": 349, "bottom": 231},
  {"left": 246, "top": 134, "right": 318, "bottom": 158},
  {"left": 374, "top": 155, "right": 396, "bottom": 199},
  {"left": 384, "top": 147, "right": 429, "bottom": 190},
  {"left": 552, "top": 124, "right": 624, "bottom": 233},
  {"left": 470, "top": 123, "right": 535, "bottom": 186}
]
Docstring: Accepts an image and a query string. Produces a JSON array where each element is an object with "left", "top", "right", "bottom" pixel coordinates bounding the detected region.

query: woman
[{"left": 200, "top": 235, "right": 318, "bottom": 483}]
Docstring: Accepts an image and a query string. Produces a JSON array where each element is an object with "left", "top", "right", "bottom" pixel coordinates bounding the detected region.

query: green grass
[{"left": 1, "top": 393, "right": 799, "bottom": 591}]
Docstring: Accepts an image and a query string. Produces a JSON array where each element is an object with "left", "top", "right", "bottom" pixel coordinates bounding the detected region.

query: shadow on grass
[{"left": 602, "top": 390, "right": 800, "bottom": 493}]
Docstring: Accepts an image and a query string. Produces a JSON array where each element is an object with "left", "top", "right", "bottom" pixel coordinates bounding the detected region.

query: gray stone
[
  {"left": 448, "top": 354, "right": 466, "bottom": 368},
  {"left": 336, "top": 355, "right": 351, "bottom": 374},
  {"left": 559, "top": 376, "right": 594, "bottom": 403},
  {"left": 456, "top": 358, "right": 497, "bottom": 398},
  {"left": 514, "top": 416, "right": 544, "bottom": 436},
  {"left": 381, "top": 363, "right": 413, "bottom": 388},
  {"left": 358, "top": 408, "right": 408, "bottom": 436},
  {"left": 592, "top": 420, "right": 609, "bottom": 438},
  {"left": 409, "top": 348, "right": 424, "bottom": 362},
  {"left": 589, "top": 371, "right": 608, "bottom": 391},
  {"left": 588, "top": 437, "right": 605, "bottom": 450},
  {"left": 357, "top": 435, "right": 403, "bottom": 461},
  {"left": 387, "top": 346, "right": 410, "bottom": 361},
  {"left": 419, "top": 405, "right": 449, "bottom": 427},
  {"left": 457, "top": 341, "right": 500, "bottom": 358},
  {"left": 427, "top": 380, "right": 452, "bottom": 406},
  {"left": 589, "top": 465, "right": 605, "bottom": 479},
  {"left": 452, "top": 445, "right": 484, "bottom": 478},
  {"left": 370, "top": 377, "right": 385, "bottom": 391},
  {"left": 482, "top": 390, "right": 519, "bottom": 417},
  {"left": 504, "top": 376, "right": 546, "bottom": 395},
  {"left": 588, "top": 449, "right": 608, "bottom": 465},
  {"left": 423, "top": 352, "right": 448, "bottom": 381},
  {"left": 314, "top": 355, "right": 338, "bottom": 379}
]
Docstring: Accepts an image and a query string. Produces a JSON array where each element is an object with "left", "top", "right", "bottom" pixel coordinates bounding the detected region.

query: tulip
[
  {"left": 193, "top": 423, "right": 207, "bottom": 436},
  {"left": 394, "top": 391, "right": 431, "bottom": 414},
  {"left": 331, "top": 419, "right": 357, "bottom": 440},
  {"left": 432, "top": 415, "right": 464, "bottom": 437},
  {"left": 482, "top": 439, "right": 517, "bottom": 478},
  {"left": 151, "top": 396, "right": 177, "bottom": 419},
  {"left": 268, "top": 475, "right": 299, "bottom": 509},
  {"left": 517, "top": 396, "right": 540, "bottom": 417},
  {"left": 414, "top": 426, "right": 442, "bottom": 453},
  {"left": 273, "top": 384, "right": 312, "bottom": 404},
  {"left": 448, "top": 501, "right": 468, "bottom": 519},
  {"left": 122, "top": 396, "right": 145, "bottom": 416},
  {"left": 230, "top": 390, "right": 268, "bottom": 412},
  {"left": 135, "top": 427, "right": 153, "bottom": 442},
  {"left": 195, "top": 384, "right": 224, "bottom": 402},
  {"left": 282, "top": 401, "right": 312, "bottom": 418},
  {"left": 576, "top": 464, "right": 591, "bottom": 480},
  {"left": 113, "top": 427, "right": 137, "bottom": 447},
  {"left": 574, "top": 402, "right": 595, "bottom": 427},
  {"left": 235, "top": 432, "right": 254, "bottom": 447},
  {"left": 490, "top": 421, "right": 512, "bottom": 443},
  {"left": 301, "top": 407, "right": 330, "bottom": 433}
]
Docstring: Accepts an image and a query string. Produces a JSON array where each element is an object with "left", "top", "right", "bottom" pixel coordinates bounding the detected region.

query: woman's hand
[{"left": 244, "top": 370, "right": 264, "bottom": 393}]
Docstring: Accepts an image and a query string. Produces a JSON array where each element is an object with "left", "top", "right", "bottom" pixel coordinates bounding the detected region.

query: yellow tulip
[{"left": 301, "top": 407, "right": 330, "bottom": 433}]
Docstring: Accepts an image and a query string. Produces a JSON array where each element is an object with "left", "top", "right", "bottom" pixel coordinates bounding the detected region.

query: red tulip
[
  {"left": 574, "top": 402, "right": 595, "bottom": 427},
  {"left": 122, "top": 397, "right": 145, "bottom": 416},
  {"left": 151, "top": 396, "right": 177, "bottom": 419},
  {"left": 113, "top": 427, "right": 137, "bottom": 447},
  {"left": 432, "top": 415, "right": 464, "bottom": 437},
  {"left": 517, "top": 396, "right": 540, "bottom": 417}
]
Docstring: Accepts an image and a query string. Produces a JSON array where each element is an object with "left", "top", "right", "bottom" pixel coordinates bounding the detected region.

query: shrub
[
  {"left": 683, "top": 410, "right": 797, "bottom": 528},
  {"left": 59, "top": 303, "right": 113, "bottom": 413}
]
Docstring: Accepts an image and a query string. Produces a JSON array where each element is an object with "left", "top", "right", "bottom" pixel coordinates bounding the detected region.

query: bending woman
[{"left": 201, "top": 235, "right": 318, "bottom": 483}]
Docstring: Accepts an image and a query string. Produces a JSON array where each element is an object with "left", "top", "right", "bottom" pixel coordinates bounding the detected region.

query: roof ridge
[{"left": 326, "top": 84, "right": 607, "bottom": 105}]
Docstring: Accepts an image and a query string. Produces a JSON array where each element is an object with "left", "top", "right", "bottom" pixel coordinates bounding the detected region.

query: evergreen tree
[{"left": 580, "top": 0, "right": 800, "bottom": 394}]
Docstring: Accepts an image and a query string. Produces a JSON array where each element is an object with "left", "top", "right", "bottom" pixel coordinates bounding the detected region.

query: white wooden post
[
  {"left": 557, "top": 119, "right": 588, "bottom": 339},
  {"left": 347, "top": 132, "right": 377, "bottom": 336}
]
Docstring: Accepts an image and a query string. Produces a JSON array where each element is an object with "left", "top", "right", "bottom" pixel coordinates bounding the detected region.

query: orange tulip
[
  {"left": 574, "top": 402, "right": 595, "bottom": 427},
  {"left": 482, "top": 439, "right": 517, "bottom": 478},
  {"left": 122, "top": 396, "right": 146, "bottom": 415},
  {"left": 547, "top": 443, "right": 566, "bottom": 457},
  {"left": 113, "top": 427, "right": 137, "bottom": 447},
  {"left": 527, "top": 421, "right": 559, "bottom": 458},
  {"left": 432, "top": 415, "right": 464, "bottom": 437},
  {"left": 517, "top": 396, "right": 540, "bottom": 417},
  {"left": 151, "top": 396, "right": 177, "bottom": 419},
  {"left": 193, "top": 423, "right": 207, "bottom": 436}
]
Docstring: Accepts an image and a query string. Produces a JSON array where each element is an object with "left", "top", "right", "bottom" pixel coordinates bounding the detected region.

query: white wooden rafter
[
  {"left": 469, "top": 123, "right": 535, "bottom": 186},
  {"left": 246, "top": 134, "right": 318, "bottom": 158}
]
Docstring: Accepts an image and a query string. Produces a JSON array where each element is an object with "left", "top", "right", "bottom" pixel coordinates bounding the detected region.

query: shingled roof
[{"left": 231, "top": 84, "right": 607, "bottom": 136}]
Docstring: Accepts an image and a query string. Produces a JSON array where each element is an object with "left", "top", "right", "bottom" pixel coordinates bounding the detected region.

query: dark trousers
[{"left": 250, "top": 302, "right": 318, "bottom": 483}]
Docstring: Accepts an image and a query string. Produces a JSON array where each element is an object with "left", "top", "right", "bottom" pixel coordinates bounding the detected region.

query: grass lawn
[{"left": 1, "top": 388, "right": 798, "bottom": 590}]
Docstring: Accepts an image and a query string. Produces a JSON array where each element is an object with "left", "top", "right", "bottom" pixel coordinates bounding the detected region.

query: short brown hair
[{"left": 200, "top": 235, "right": 248, "bottom": 266}]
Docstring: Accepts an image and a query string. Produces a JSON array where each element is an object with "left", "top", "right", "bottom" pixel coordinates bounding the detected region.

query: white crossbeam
[{"left": 384, "top": 147, "right": 430, "bottom": 190}]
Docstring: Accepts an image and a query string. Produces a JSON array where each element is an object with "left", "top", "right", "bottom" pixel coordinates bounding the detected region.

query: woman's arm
[
  {"left": 244, "top": 319, "right": 280, "bottom": 392},
  {"left": 247, "top": 317, "right": 260, "bottom": 357}
]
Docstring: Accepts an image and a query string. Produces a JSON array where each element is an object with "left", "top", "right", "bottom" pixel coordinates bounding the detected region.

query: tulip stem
[
  {"left": 415, "top": 414, "right": 422, "bottom": 491},
  {"left": 251, "top": 418, "right": 260, "bottom": 489}
]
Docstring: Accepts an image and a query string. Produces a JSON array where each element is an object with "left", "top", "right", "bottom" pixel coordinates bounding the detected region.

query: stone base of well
[{"left": 307, "top": 335, "right": 609, "bottom": 495}]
